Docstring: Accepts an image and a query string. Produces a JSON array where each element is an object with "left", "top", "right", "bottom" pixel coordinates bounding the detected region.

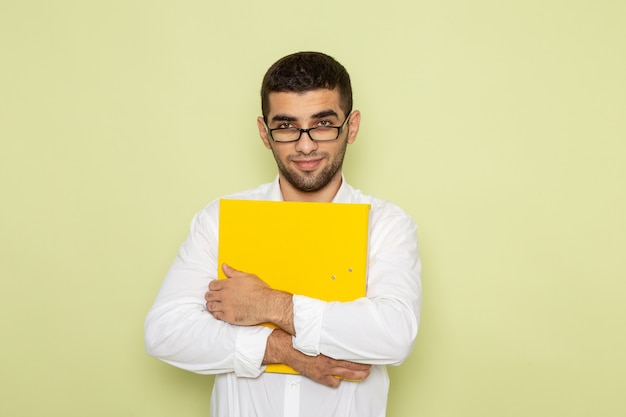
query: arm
[
  {"left": 293, "top": 207, "right": 422, "bottom": 364},
  {"left": 206, "top": 263, "right": 295, "bottom": 335},
  {"left": 206, "top": 202, "right": 422, "bottom": 366},
  {"left": 144, "top": 204, "right": 272, "bottom": 377},
  {"left": 205, "top": 264, "right": 373, "bottom": 386},
  {"left": 263, "top": 329, "right": 371, "bottom": 387}
]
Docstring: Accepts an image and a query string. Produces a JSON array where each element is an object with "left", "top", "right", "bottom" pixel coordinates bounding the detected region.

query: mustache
[{"left": 287, "top": 152, "right": 329, "bottom": 161}]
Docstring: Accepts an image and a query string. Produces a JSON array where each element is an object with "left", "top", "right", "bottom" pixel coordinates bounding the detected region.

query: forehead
[{"left": 266, "top": 89, "right": 343, "bottom": 119}]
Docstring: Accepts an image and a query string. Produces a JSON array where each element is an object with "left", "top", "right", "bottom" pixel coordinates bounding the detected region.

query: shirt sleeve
[
  {"left": 292, "top": 203, "right": 422, "bottom": 366},
  {"left": 144, "top": 203, "right": 273, "bottom": 377}
]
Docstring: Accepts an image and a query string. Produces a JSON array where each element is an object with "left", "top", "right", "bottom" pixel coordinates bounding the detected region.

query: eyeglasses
[{"left": 266, "top": 113, "right": 351, "bottom": 143}]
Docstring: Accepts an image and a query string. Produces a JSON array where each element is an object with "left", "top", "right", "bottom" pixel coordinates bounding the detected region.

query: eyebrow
[
  {"left": 270, "top": 109, "right": 339, "bottom": 123},
  {"left": 270, "top": 114, "right": 297, "bottom": 123},
  {"left": 311, "top": 109, "right": 339, "bottom": 119}
]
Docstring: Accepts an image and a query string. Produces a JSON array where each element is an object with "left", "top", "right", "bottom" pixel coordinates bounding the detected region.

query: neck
[{"left": 279, "top": 173, "right": 343, "bottom": 202}]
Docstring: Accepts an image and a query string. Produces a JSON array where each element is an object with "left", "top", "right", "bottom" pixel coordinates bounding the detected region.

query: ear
[
  {"left": 346, "top": 110, "right": 361, "bottom": 145},
  {"left": 257, "top": 116, "right": 272, "bottom": 149}
]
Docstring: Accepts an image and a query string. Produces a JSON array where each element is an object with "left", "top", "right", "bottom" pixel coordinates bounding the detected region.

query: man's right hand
[{"left": 264, "top": 329, "right": 371, "bottom": 388}]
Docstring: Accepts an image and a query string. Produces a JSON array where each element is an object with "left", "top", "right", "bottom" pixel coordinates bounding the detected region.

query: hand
[
  {"left": 206, "top": 263, "right": 271, "bottom": 325},
  {"left": 298, "top": 354, "right": 372, "bottom": 388},
  {"left": 206, "top": 264, "right": 292, "bottom": 329},
  {"left": 264, "top": 329, "right": 371, "bottom": 388}
]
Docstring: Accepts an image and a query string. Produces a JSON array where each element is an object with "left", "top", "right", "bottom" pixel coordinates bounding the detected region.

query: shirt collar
[{"left": 331, "top": 175, "right": 353, "bottom": 203}]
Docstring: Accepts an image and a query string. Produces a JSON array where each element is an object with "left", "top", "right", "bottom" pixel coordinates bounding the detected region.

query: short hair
[{"left": 261, "top": 51, "right": 353, "bottom": 120}]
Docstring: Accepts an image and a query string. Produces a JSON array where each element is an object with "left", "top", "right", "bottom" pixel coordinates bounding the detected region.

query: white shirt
[{"left": 145, "top": 177, "right": 422, "bottom": 417}]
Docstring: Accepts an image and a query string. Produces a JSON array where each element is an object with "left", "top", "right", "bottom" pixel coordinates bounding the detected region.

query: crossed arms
[
  {"left": 206, "top": 263, "right": 371, "bottom": 386},
  {"left": 145, "top": 201, "right": 421, "bottom": 387}
]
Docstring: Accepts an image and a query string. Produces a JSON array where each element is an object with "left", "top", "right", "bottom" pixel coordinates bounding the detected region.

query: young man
[{"left": 145, "top": 51, "right": 422, "bottom": 417}]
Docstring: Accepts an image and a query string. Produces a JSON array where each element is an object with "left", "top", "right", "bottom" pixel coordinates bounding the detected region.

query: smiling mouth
[{"left": 292, "top": 158, "right": 322, "bottom": 171}]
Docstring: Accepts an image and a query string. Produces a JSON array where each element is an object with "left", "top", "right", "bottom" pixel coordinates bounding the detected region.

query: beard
[{"left": 271, "top": 139, "right": 348, "bottom": 193}]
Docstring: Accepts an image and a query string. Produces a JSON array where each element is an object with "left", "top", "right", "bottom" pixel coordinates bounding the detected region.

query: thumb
[{"left": 221, "top": 263, "right": 242, "bottom": 278}]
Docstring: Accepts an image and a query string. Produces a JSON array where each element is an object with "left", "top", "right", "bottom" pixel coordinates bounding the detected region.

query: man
[{"left": 145, "top": 51, "right": 422, "bottom": 417}]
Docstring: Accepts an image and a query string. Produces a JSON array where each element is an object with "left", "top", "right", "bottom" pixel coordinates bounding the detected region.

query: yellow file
[{"left": 217, "top": 199, "right": 370, "bottom": 374}]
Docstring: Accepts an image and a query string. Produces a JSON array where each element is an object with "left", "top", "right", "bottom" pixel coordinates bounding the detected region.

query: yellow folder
[{"left": 217, "top": 199, "right": 370, "bottom": 374}]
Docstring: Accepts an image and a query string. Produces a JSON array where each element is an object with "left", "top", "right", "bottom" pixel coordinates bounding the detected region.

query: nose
[{"left": 294, "top": 130, "right": 318, "bottom": 154}]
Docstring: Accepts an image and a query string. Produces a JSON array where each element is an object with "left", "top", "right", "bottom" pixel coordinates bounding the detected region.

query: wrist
[
  {"left": 263, "top": 329, "right": 293, "bottom": 366},
  {"left": 266, "top": 290, "right": 295, "bottom": 335}
]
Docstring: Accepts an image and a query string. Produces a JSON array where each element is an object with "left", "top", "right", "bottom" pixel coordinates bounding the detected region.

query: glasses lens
[
  {"left": 272, "top": 128, "right": 300, "bottom": 142},
  {"left": 270, "top": 125, "right": 342, "bottom": 142},
  {"left": 309, "top": 127, "right": 339, "bottom": 141}
]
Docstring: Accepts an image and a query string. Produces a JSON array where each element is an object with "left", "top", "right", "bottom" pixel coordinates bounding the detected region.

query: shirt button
[{"left": 290, "top": 382, "right": 298, "bottom": 389}]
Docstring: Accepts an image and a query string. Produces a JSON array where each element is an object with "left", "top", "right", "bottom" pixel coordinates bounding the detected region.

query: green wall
[{"left": 1, "top": 1, "right": 624, "bottom": 416}]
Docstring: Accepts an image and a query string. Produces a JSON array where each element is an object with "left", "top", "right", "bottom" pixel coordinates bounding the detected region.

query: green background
[{"left": 1, "top": 1, "right": 624, "bottom": 416}]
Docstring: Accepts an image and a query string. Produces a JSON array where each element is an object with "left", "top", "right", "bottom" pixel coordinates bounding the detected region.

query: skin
[
  {"left": 259, "top": 88, "right": 360, "bottom": 202},
  {"left": 205, "top": 89, "right": 369, "bottom": 387}
]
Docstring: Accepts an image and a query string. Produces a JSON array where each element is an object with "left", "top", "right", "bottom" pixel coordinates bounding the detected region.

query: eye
[
  {"left": 316, "top": 120, "right": 333, "bottom": 127},
  {"left": 277, "top": 122, "right": 294, "bottom": 129}
]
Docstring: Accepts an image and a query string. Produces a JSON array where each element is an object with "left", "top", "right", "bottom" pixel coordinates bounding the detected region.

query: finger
[
  {"left": 208, "top": 279, "right": 223, "bottom": 291},
  {"left": 222, "top": 263, "right": 246, "bottom": 278},
  {"left": 330, "top": 361, "right": 370, "bottom": 381},
  {"left": 205, "top": 290, "right": 220, "bottom": 303},
  {"left": 322, "top": 376, "right": 341, "bottom": 388},
  {"left": 206, "top": 301, "right": 222, "bottom": 313},
  {"left": 332, "top": 367, "right": 370, "bottom": 382},
  {"left": 336, "top": 360, "right": 371, "bottom": 371},
  {"left": 210, "top": 311, "right": 225, "bottom": 321}
]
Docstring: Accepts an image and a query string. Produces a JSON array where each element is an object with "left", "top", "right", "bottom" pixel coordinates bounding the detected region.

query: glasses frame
[{"left": 265, "top": 113, "right": 352, "bottom": 143}]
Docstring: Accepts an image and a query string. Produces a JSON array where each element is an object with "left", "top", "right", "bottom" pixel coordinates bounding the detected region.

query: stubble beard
[{"left": 272, "top": 140, "right": 348, "bottom": 193}]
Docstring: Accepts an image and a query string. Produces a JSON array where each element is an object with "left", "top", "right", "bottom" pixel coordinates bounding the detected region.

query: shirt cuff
[
  {"left": 292, "top": 295, "right": 325, "bottom": 356},
  {"left": 233, "top": 325, "right": 274, "bottom": 378}
]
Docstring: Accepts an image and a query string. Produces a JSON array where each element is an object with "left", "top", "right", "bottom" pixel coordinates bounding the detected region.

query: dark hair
[{"left": 261, "top": 52, "right": 353, "bottom": 119}]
